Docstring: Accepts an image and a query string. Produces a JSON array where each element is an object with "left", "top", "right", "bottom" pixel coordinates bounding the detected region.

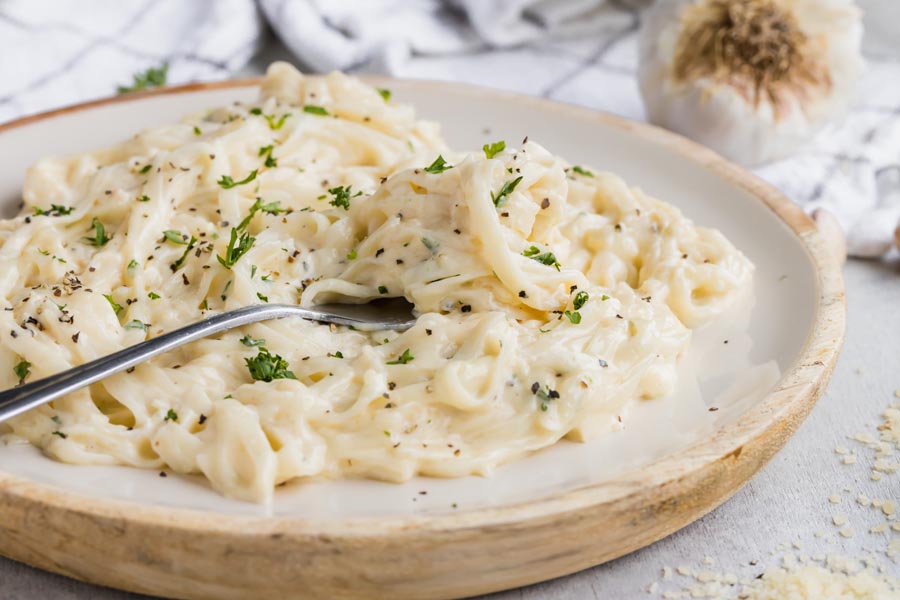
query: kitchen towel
[{"left": 1, "top": 0, "right": 898, "bottom": 256}]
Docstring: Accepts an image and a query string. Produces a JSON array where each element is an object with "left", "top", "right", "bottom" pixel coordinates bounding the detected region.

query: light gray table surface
[{"left": 2, "top": 43, "right": 899, "bottom": 600}]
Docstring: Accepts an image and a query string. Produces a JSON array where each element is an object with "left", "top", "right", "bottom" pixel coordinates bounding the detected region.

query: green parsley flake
[
  {"left": 378, "top": 285, "right": 389, "bottom": 294},
  {"left": 564, "top": 310, "right": 582, "bottom": 324},
  {"left": 164, "top": 409, "right": 178, "bottom": 422},
  {"left": 483, "top": 140, "right": 506, "bottom": 159},
  {"left": 302, "top": 105, "right": 329, "bottom": 116},
  {"left": 572, "top": 166, "right": 594, "bottom": 177},
  {"left": 421, "top": 237, "right": 440, "bottom": 254},
  {"left": 531, "top": 382, "right": 560, "bottom": 411},
  {"left": 387, "top": 348, "right": 414, "bottom": 365},
  {"left": 127, "top": 259, "right": 139, "bottom": 270},
  {"left": 523, "top": 245, "right": 561, "bottom": 271},
  {"left": 328, "top": 185, "right": 361, "bottom": 210},
  {"left": 573, "top": 291, "right": 589, "bottom": 310},
  {"left": 170, "top": 236, "right": 197, "bottom": 272},
  {"left": 264, "top": 113, "right": 292, "bottom": 129},
  {"left": 103, "top": 294, "right": 123, "bottom": 313},
  {"left": 258, "top": 144, "right": 278, "bottom": 168},
  {"left": 256, "top": 291, "right": 269, "bottom": 303},
  {"left": 83, "top": 218, "right": 111, "bottom": 246},
  {"left": 217, "top": 169, "right": 258, "bottom": 189},
  {"left": 51, "top": 430, "right": 67, "bottom": 439},
  {"left": 34, "top": 204, "right": 74, "bottom": 217},
  {"left": 193, "top": 126, "right": 202, "bottom": 136},
  {"left": 138, "top": 195, "right": 151, "bottom": 202},
  {"left": 125, "top": 319, "right": 149, "bottom": 331},
  {"left": 240, "top": 335, "right": 266, "bottom": 347},
  {"left": 237, "top": 197, "right": 286, "bottom": 230},
  {"left": 220, "top": 279, "right": 233, "bottom": 301},
  {"left": 601, "top": 294, "right": 610, "bottom": 301},
  {"left": 138, "top": 164, "right": 153, "bottom": 174},
  {"left": 148, "top": 292, "right": 161, "bottom": 300},
  {"left": 163, "top": 230, "right": 188, "bottom": 244},
  {"left": 217, "top": 228, "right": 255, "bottom": 269},
  {"left": 491, "top": 176, "right": 523, "bottom": 207},
  {"left": 13, "top": 359, "right": 31, "bottom": 383},
  {"left": 424, "top": 155, "right": 453, "bottom": 174},
  {"left": 376, "top": 88, "right": 391, "bottom": 101},
  {"left": 347, "top": 249, "right": 358, "bottom": 260},
  {"left": 117, "top": 63, "right": 168, "bottom": 94},
  {"left": 245, "top": 348, "right": 297, "bottom": 382}
]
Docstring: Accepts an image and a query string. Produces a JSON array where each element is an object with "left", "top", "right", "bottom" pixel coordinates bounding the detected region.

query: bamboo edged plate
[{"left": 0, "top": 77, "right": 845, "bottom": 600}]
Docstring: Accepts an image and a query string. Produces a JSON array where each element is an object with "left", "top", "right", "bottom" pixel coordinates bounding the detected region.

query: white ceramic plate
[{"left": 0, "top": 78, "right": 844, "bottom": 600}]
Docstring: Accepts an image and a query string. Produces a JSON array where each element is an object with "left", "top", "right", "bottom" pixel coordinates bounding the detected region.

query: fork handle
[{"left": 0, "top": 304, "right": 315, "bottom": 424}]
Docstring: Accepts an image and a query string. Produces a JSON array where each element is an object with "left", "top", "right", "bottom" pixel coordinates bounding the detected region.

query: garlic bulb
[{"left": 638, "top": 0, "right": 864, "bottom": 166}]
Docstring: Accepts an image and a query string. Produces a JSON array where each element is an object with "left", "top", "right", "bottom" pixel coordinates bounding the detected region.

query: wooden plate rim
[{"left": 0, "top": 77, "right": 845, "bottom": 539}]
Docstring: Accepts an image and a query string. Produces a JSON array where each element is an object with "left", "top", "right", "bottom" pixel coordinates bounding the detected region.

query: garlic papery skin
[{"left": 638, "top": 0, "right": 864, "bottom": 167}]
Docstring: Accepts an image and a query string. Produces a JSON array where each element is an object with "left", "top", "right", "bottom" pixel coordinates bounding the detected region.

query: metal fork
[{"left": 0, "top": 299, "right": 416, "bottom": 424}]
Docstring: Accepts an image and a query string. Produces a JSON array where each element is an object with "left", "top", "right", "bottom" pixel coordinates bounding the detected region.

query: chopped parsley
[
  {"left": 138, "top": 195, "right": 151, "bottom": 202},
  {"left": 573, "top": 291, "right": 590, "bottom": 310},
  {"left": 138, "top": 164, "right": 153, "bottom": 174},
  {"left": 103, "top": 294, "right": 123, "bottom": 313},
  {"left": 491, "top": 176, "right": 523, "bottom": 207},
  {"left": 164, "top": 408, "right": 178, "bottom": 422},
  {"left": 245, "top": 347, "right": 297, "bottom": 382},
  {"left": 601, "top": 294, "right": 610, "bottom": 301},
  {"left": 424, "top": 155, "right": 453, "bottom": 174},
  {"left": 13, "top": 359, "right": 31, "bottom": 383},
  {"left": 564, "top": 310, "right": 582, "bottom": 324},
  {"left": 217, "top": 169, "right": 258, "bottom": 189},
  {"left": 346, "top": 249, "right": 358, "bottom": 260},
  {"left": 117, "top": 63, "right": 168, "bottom": 94},
  {"left": 256, "top": 291, "right": 269, "bottom": 303},
  {"left": 51, "top": 430, "right": 67, "bottom": 439},
  {"left": 483, "top": 140, "right": 506, "bottom": 159},
  {"left": 387, "top": 348, "right": 414, "bottom": 365},
  {"left": 170, "top": 235, "right": 197, "bottom": 272},
  {"left": 531, "top": 382, "right": 560, "bottom": 411},
  {"left": 572, "top": 165, "right": 594, "bottom": 177},
  {"left": 376, "top": 88, "right": 391, "bottom": 101},
  {"left": 328, "top": 185, "right": 361, "bottom": 210},
  {"left": 258, "top": 144, "right": 278, "bottom": 168},
  {"left": 523, "top": 245, "right": 561, "bottom": 271},
  {"left": 217, "top": 228, "right": 255, "bottom": 269},
  {"left": 302, "top": 105, "right": 329, "bottom": 117},
  {"left": 34, "top": 204, "right": 74, "bottom": 217},
  {"left": 240, "top": 334, "right": 266, "bottom": 347},
  {"left": 83, "top": 218, "right": 111, "bottom": 246},
  {"left": 565, "top": 291, "right": 589, "bottom": 324},
  {"left": 148, "top": 292, "right": 161, "bottom": 300},
  {"left": 421, "top": 237, "right": 439, "bottom": 254},
  {"left": 333, "top": 351, "right": 344, "bottom": 359},
  {"left": 236, "top": 197, "right": 286, "bottom": 230},
  {"left": 220, "top": 279, "right": 233, "bottom": 301},
  {"left": 127, "top": 259, "right": 139, "bottom": 270},
  {"left": 378, "top": 285, "right": 389, "bottom": 294},
  {"left": 125, "top": 319, "right": 149, "bottom": 331},
  {"left": 193, "top": 126, "right": 202, "bottom": 136},
  {"left": 163, "top": 230, "right": 188, "bottom": 244},
  {"left": 264, "top": 113, "right": 292, "bottom": 129}
]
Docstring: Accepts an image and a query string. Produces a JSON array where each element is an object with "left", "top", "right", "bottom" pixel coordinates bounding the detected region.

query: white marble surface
[{"left": 2, "top": 41, "right": 899, "bottom": 600}]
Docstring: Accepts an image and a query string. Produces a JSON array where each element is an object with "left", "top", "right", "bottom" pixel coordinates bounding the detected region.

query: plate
[{"left": 0, "top": 77, "right": 844, "bottom": 600}]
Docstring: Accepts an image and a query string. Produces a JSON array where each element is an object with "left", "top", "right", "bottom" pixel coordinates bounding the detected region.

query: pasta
[{"left": 0, "top": 63, "right": 753, "bottom": 503}]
